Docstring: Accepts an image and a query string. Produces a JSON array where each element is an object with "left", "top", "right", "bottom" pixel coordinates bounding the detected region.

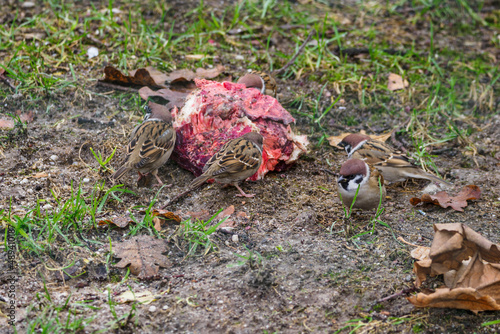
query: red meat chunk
[{"left": 171, "top": 79, "right": 308, "bottom": 181}]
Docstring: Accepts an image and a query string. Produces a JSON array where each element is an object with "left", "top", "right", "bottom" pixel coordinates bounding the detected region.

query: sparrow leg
[
  {"left": 234, "top": 184, "right": 255, "bottom": 198},
  {"left": 152, "top": 170, "right": 171, "bottom": 188}
]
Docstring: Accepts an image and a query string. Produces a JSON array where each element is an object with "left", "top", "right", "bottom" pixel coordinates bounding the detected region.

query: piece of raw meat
[{"left": 171, "top": 79, "right": 308, "bottom": 181}]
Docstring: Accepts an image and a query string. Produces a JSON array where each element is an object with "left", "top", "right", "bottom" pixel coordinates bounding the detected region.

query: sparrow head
[
  {"left": 147, "top": 101, "right": 173, "bottom": 123},
  {"left": 241, "top": 131, "right": 264, "bottom": 149},
  {"left": 339, "top": 134, "right": 370, "bottom": 156},
  {"left": 337, "top": 159, "right": 369, "bottom": 191},
  {"left": 237, "top": 73, "right": 265, "bottom": 94}
]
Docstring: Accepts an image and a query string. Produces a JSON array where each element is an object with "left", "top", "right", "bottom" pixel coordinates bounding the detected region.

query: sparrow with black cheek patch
[
  {"left": 190, "top": 132, "right": 263, "bottom": 198},
  {"left": 339, "top": 133, "right": 451, "bottom": 185},
  {"left": 337, "top": 159, "right": 386, "bottom": 210},
  {"left": 237, "top": 70, "right": 277, "bottom": 98},
  {"left": 111, "top": 102, "right": 176, "bottom": 186}
]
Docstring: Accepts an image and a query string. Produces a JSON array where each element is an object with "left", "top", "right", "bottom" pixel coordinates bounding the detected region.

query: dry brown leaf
[
  {"left": 388, "top": 73, "right": 409, "bottom": 91},
  {"left": 129, "top": 66, "right": 168, "bottom": 86},
  {"left": 101, "top": 66, "right": 163, "bottom": 89},
  {"left": 186, "top": 210, "right": 211, "bottom": 221},
  {"left": 151, "top": 210, "right": 182, "bottom": 223},
  {"left": 218, "top": 205, "right": 235, "bottom": 219},
  {"left": 153, "top": 217, "right": 162, "bottom": 231},
  {"left": 410, "top": 185, "right": 481, "bottom": 212},
  {"left": 138, "top": 87, "right": 188, "bottom": 110},
  {"left": 163, "top": 65, "right": 225, "bottom": 83},
  {"left": 407, "top": 288, "right": 500, "bottom": 312},
  {"left": 327, "top": 131, "right": 391, "bottom": 148},
  {"left": 408, "top": 223, "right": 500, "bottom": 312},
  {"left": 0, "top": 110, "right": 34, "bottom": 129},
  {"left": 113, "top": 235, "right": 170, "bottom": 279},
  {"left": 98, "top": 215, "right": 133, "bottom": 228}
]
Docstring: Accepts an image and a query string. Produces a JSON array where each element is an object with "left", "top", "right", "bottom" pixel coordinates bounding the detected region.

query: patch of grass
[
  {"left": 227, "top": 246, "right": 263, "bottom": 269},
  {"left": 25, "top": 279, "right": 96, "bottom": 333},
  {"left": 2, "top": 181, "right": 132, "bottom": 254},
  {"left": 179, "top": 209, "right": 226, "bottom": 256}
]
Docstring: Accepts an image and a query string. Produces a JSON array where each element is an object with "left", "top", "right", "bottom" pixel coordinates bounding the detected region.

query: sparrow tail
[
  {"left": 111, "top": 166, "right": 130, "bottom": 181},
  {"left": 189, "top": 174, "right": 210, "bottom": 190},
  {"left": 415, "top": 172, "right": 452, "bottom": 186}
]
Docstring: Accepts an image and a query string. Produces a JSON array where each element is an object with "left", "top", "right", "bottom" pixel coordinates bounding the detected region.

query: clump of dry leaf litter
[{"left": 408, "top": 223, "right": 500, "bottom": 313}]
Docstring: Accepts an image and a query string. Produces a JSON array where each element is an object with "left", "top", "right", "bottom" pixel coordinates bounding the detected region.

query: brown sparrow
[
  {"left": 339, "top": 134, "right": 451, "bottom": 185},
  {"left": 337, "top": 159, "right": 386, "bottom": 210},
  {"left": 111, "top": 102, "right": 176, "bottom": 186},
  {"left": 236, "top": 70, "right": 277, "bottom": 98},
  {"left": 190, "top": 132, "right": 263, "bottom": 197}
]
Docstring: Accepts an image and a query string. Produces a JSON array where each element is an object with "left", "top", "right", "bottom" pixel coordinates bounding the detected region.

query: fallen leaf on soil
[
  {"left": 98, "top": 215, "right": 133, "bottom": 228},
  {"left": 408, "top": 223, "right": 500, "bottom": 312},
  {"left": 138, "top": 87, "right": 188, "bottom": 110},
  {"left": 151, "top": 210, "right": 182, "bottom": 223},
  {"left": 0, "top": 110, "right": 34, "bottom": 129},
  {"left": 115, "top": 290, "right": 157, "bottom": 304},
  {"left": 151, "top": 210, "right": 181, "bottom": 231},
  {"left": 327, "top": 131, "right": 391, "bottom": 148},
  {"left": 217, "top": 205, "right": 235, "bottom": 219},
  {"left": 101, "top": 66, "right": 163, "bottom": 89},
  {"left": 113, "top": 235, "right": 170, "bottom": 279},
  {"left": 186, "top": 210, "right": 211, "bottom": 221},
  {"left": 163, "top": 65, "right": 225, "bottom": 84},
  {"left": 410, "top": 185, "right": 481, "bottom": 212},
  {"left": 387, "top": 73, "right": 409, "bottom": 91}
]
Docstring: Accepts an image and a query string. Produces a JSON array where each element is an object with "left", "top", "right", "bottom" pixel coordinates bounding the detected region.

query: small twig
[
  {"left": 96, "top": 81, "right": 139, "bottom": 93},
  {"left": 273, "top": 29, "right": 315, "bottom": 76},
  {"left": 160, "top": 183, "right": 205, "bottom": 209},
  {"left": 377, "top": 286, "right": 418, "bottom": 303}
]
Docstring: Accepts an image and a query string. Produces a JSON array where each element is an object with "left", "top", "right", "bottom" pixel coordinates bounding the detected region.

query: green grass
[{"left": 0, "top": 1, "right": 498, "bottom": 331}]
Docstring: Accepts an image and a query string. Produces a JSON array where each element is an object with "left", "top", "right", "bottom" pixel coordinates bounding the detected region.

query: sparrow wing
[
  {"left": 204, "top": 137, "right": 262, "bottom": 178},
  {"left": 127, "top": 120, "right": 175, "bottom": 169}
]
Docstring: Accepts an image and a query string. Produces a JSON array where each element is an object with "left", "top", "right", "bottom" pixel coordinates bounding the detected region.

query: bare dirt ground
[{"left": 1, "top": 0, "right": 500, "bottom": 333}]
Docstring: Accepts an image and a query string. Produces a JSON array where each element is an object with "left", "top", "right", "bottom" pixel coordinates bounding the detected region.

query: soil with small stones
[{"left": 1, "top": 1, "right": 500, "bottom": 334}]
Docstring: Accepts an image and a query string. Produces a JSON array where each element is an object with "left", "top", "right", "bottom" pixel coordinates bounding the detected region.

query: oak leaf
[
  {"left": 113, "top": 235, "right": 170, "bottom": 279},
  {"left": 410, "top": 185, "right": 481, "bottom": 212}
]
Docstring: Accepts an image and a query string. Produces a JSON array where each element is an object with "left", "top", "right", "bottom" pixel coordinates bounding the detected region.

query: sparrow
[
  {"left": 338, "top": 133, "right": 451, "bottom": 185},
  {"left": 190, "top": 132, "right": 264, "bottom": 198},
  {"left": 236, "top": 70, "right": 277, "bottom": 98},
  {"left": 111, "top": 102, "right": 176, "bottom": 186},
  {"left": 337, "top": 159, "right": 386, "bottom": 210}
]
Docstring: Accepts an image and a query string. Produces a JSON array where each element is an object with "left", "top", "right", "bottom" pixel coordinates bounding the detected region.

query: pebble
[
  {"left": 50, "top": 155, "right": 58, "bottom": 161},
  {"left": 162, "top": 305, "right": 168, "bottom": 310},
  {"left": 20, "top": 178, "right": 28, "bottom": 184},
  {"left": 83, "top": 178, "right": 90, "bottom": 183},
  {"left": 232, "top": 234, "right": 239, "bottom": 243},
  {"left": 235, "top": 55, "right": 244, "bottom": 60},
  {"left": 42, "top": 204, "right": 53, "bottom": 210},
  {"left": 149, "top": 306, "right": 157, "bottom": 313}
]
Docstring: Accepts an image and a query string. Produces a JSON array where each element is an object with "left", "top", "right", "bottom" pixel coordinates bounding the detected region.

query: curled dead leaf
[
  {"left": 138, "top": 87, "right": 188, "bottom": 110},
  {"left": 327, "top": 131, "right": 391, "bottom": 148},
  {"left": 163, "top": 65, "right": 225, "bottom": 84},
  {"left": 408, "top": 223, "right": 500, "bottom": 312},
  {"left": 98, "top": 215, "right": 133, "bottom": 228},
  {"left": 151, "top": 210, "right": 182, "bottom": 223},
  {"left": 410, "top": 185, "right": 481, "bottom": 212},
  {"left": 101, "top": 66, "right": 163, "bottom": 89}
]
